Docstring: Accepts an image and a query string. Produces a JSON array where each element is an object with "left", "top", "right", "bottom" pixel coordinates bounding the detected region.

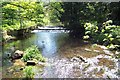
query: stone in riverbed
[
  {"left": 84, "top": 48, "right": 92, "bottom": 52},
  {"left": 38, "top": 62, "right": 46, "bottom": 66},
  {"left": 103, "top": 50, "right": 113, "bottom": 56},
  {"left": 70, "top": 56, "right": 87, "bottom": 63},
  {"left": 71, "top": 57, "right": 80, "bottom": 62},
  {"left": 8, "top": 59, "right": 25, "bottom": 73},
  {"left": 115, "top": 51, "right": 120, "bottom": 54},
  {"left": 27, "top": 60, "right": 37, "bottom": 66},
  {"left": 12, "top": 50, "right": 24, "bottom": 60},
  {"left": 93, "top": 50, "right": 100, "bottom": 53}
]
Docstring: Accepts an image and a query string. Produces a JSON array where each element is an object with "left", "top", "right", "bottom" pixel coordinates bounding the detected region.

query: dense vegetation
[
  {"left": 1, "top": 2, "right": 44, "bottom": 31},
  {"left": 49, "top": 2, "right": 120, "bottom": 49},
  {"left": 50, "top": 2, "right": 120, "bottom": 37},
  {"left": 1, "top": 2, "right": 120, "bottom": 49}
]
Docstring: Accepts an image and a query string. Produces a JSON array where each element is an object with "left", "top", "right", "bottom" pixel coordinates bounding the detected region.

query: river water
[{"left": 1, "top": 29, "right": 119, "bottom": 78}]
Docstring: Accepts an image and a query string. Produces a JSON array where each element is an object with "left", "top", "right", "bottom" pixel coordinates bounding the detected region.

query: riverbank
[
  {"left": 2, "top": 45, "right": 46, "bottom": 78},
  {"left": 2, "top": 30, "right": 120, "bottom": 78},
  {"left": 1, "top": 25, "right": 38, "bottom": 44}
]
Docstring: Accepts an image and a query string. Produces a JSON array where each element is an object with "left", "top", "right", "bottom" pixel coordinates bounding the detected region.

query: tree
[
  {"left": 50, "top": 2, "right": 112, "bottom": 38},
  {"left": 50, "top": 2, "right": 86, "bottom": 38},
  {"left": 108, "top": 2, "right": 120, "bottom": 25},
  {"left": 1, "top": 2, "right": 44, "bottom": 31}
]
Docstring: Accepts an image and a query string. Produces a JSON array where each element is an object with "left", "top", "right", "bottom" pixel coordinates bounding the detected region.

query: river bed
[{"left": 1, "top": 29, "right": 120, "bottom": 78}]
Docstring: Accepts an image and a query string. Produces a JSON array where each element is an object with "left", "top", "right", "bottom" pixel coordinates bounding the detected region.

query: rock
[
  {"left": 12, "top": 50, "right": 24, "bottom": 60},
  {"left": 84, "top": 48, "right": 92, "bottom": 52},
  {"left": 71, "top": 57, "right": 80, "bottom": 62},
  {"left": 8, "top": 59, "right": 25, "bottom": 72},
  {"left": 71, "top": 56, "right": 87, "bottom": 63},
  {"left": 77, "top": 56, "right": 87, "bottom": 63},
  {"left": 99, "top": 45, "right": 108, "bottom": 50},
  {"left": 2, "top": 30, "right": 16, "bottom": 41},
  {"left": 38, "top": 62, "right": 46, "bottom": 66},
  {"left": 20, "top": 67, "right": 24, "bottom": 70},
  {"left": 115, "top": 51, "right": 120, "bottom": 55},
  {"left": 93, "top": 50, "right": 100, "bottom": 53},
  {"left": 13, "top": 59, "right": 25, "bottom": 67},
  {"left": 27, "top": 60, "right": 37, "bottom": 66},
  {"left": 4, "top": 52, "right": 11, "bottom": 58},
  {"left": 103, "top": 50, "right": 113, "bottom": 56}
]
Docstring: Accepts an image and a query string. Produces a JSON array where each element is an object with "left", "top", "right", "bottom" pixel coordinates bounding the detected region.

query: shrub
[
  {"left": 84, "top": 20, "right": 120, "bottom": 49},
  {"left": 22, "top": 45, "right": 45, "bottom": 62},
  {"left": 84, "top": 22, "right": 98, "bottom": 37},
  {"left": 23, "top": 66, "right": 34, "bottom": 78}
]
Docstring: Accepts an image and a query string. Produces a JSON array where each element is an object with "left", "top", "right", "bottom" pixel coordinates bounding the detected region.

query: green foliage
[
  {"left": 102, "top": 20, "right": 120, "bottom": 46},
  {"left": 49, "top": 2, "right": 119, "bottom": 37},
  {"left": 1, "top": 2, "right": 120, "bottom": 39},
  {"left": 22, "top": 45, "right": 45, "bottom": 62},
  {"left": 2, "top": 2, "right": 44, "bottom": 31},
  {"left": 23, "top": 66, "right": 34, "bottom": 78},
  {"left": 49, "top": 2, "right": 63, "bottom": 26},
  {"left": 84, "top": 22, "right": 98, "bottom": 36},
  {"left": 49, "top": 2, "right": 113, "bottom": 38},
  {"left": 84, "top": 20, "right": 120, "bottom": 49},
  {"left": 50, "top": 2, "right": 111, "bottom": 27}
]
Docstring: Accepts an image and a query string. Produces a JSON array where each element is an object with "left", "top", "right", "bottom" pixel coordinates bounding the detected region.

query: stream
[{"left": 1, "top": 28, "right": 120, "bottom": 78}]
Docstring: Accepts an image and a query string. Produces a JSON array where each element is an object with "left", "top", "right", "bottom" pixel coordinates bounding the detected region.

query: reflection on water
[
  {"left": 3, "top": 30, "right": 69, "bottom": 58},
  {"left": 34, "top": 32, "right": 68, "bottom": 58},
  {"left": 36, "top": 32, "right": 58, "bottom": 57}
]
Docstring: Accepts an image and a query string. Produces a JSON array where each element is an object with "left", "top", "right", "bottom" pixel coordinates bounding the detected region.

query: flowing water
[{"left": 1, "top": 28, "right": 119, "bottom": 78}]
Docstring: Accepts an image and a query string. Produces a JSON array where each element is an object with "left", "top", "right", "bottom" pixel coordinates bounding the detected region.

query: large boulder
[{"left": 12, "top": 50, "right": 24, "bottom": 60}]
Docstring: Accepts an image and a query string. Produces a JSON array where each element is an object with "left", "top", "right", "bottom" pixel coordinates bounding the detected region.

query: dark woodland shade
[{"left": 51, "top": 2, "right": 120, "bottom": 38}]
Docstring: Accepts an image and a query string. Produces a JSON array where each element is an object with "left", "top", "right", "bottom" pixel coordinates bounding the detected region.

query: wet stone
[
  {"left": 70, "top": 56, "right": 87, "bottom": 63},
  {"left": 12, "top": 50, "right": 24, "bottom": 60},
  {"left": 38, "top": 62, "right": 46, "bottom": 66},
  {"left": 27, "top": 60, "right": 37, "bottom": 66}
]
